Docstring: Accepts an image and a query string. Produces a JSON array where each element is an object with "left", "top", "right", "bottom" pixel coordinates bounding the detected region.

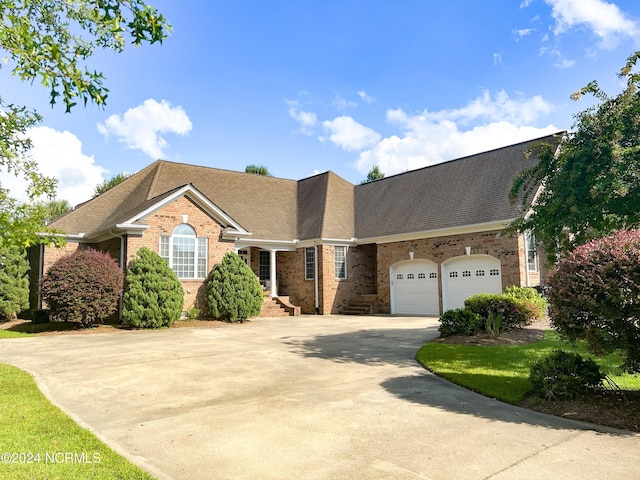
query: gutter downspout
[
  {"left": 109, "top": 230, "right": 126, "bottom": 322},
  {"left": 314, "top": 244, "right": 319, "bottom": 315}
]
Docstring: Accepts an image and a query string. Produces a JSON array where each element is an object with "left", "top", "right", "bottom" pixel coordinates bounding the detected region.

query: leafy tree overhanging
[
  {"left": 509, "top": 51, "right": 640, "bottom": 263},
  {"left": 0, "top": 0, "right": 170, "bottom": 249}
]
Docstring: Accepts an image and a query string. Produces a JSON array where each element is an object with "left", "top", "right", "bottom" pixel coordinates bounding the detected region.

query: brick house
[{"left": 29, "top": 134, "right": 559, "bottom": 317}]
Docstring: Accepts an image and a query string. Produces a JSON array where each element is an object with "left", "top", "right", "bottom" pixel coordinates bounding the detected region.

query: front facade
[{"left": 30, "top": 135, "right": 558, "bottom": 317}]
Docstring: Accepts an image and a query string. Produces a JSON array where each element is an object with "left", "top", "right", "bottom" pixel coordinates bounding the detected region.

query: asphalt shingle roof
[
  {"left": 49, "top": 133, "right": 560, "bottom": 243},
  {"left": 354, "top": 134, "right": 559, "bottom": 239}
]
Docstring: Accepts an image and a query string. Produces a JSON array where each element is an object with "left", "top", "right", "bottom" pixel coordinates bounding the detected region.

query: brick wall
[
  {"left": 125, "top": 196, "right": 235, "bottom": 311},
  {"left": 277, "top": 249, "right": 316, "bottom": 313},
  {"left": 375, "top": 230, "right": 529, "bottom": 314}
]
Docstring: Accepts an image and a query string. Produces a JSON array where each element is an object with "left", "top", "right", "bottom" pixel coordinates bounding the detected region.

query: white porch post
[{"left": 270, "top": 249, "right": 278, "bottom": 297}]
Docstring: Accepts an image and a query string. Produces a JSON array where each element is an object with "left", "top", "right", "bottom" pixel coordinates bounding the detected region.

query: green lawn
[
  {"left": 416, "top": 331, "right": 640, "bottom": 404},
  {"left": 0, "top": 363, "right": 155, "bottom": 480},
  {"left": 0, "top": 330, "right": 26, "bottom": 339}
]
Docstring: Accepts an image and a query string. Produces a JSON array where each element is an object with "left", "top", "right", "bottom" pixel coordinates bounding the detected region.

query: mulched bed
[{"left": 434, "top": 319, "right": 640, "bottom": 433}]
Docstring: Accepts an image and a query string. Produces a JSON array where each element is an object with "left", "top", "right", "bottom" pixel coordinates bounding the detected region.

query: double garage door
[{"left": 391, "top": 255, "right": 502, "bottom": 315}]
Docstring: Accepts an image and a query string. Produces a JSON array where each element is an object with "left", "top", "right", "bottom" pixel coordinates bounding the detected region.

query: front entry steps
[
  {"left": 342, "top": 294, "right": 378, "bottom": 315},
  {"left": 260, "top": 296, "right": 301, "bottom": 317}
]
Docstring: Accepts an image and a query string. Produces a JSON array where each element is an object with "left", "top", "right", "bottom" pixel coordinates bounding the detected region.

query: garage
[
  {"left": 441, "top": 254, "right": 502, "bottom": 311},
  {"left": 390, "top": 260, "right": 440, "bottom": 315}
]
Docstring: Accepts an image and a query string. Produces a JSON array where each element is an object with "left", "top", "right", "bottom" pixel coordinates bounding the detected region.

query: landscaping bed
[{"left": 423, "top": 319, "right": 640, "bottom": 433}]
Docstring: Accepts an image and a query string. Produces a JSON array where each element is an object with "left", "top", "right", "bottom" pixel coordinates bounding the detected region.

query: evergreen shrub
[
  {"left": 438, "top": 308, "right": 483, "bottom": 337},
  {"left": 0, "top": 247, "right": 30, "bottom": 321},
  {"left": 529, "top": 350, "right": 604, "bottom": 400},
  {"left": 122, "top": 247, "right": 184, "bottom": 328},
  {"left": 464, "top": 293, "right": 526, "bottom": 330},
  {"left": 207, "top": 252, "right": 263, "bottom": 322},
  {"left": 41, "top": 248, "right": 123, "bottom": 326}
]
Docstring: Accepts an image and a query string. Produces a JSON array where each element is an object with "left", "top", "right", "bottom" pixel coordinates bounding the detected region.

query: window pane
[
  {"left": 526, "top": 232, "right": 538, "bottom": 271},
  {"left": 305, "top": 247, "right": 315, "bottom": 280},
  {"left": 173, "top": 224, "right": 195, "bottom": 235},
  {"left": 173, "top": 236, "right": 195, "bottom": 278},
  {"left": 159, "top": 236, "right": 169, "bottom": 261},
  {"left": 197, "top": 238, "right": 207, "bottom": 278},
  {"left": 259, "top": 250, "right": 270, "bottom": 281},
  {"left": 334, "top": 246, "right": 346, "bottom": 279}
]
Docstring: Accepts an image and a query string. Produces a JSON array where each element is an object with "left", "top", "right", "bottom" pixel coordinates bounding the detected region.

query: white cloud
[
  {"left": 411, "top": 90, "right": 553, "bottom": 126},
  {"left": 332, "top": 95, "right": 357, "bottom": 110},
  {"left": 358, "top": 90, "right": 376, "bottom": 104},
  {"left": 0, "top": 126, "right": 107, "bottom": 206},
  {"left": 98, "top": 99, "right": 192, "bottom": 159},
  {"left": 493, "top": 52, "right": 503, "bottom": 66},
  {"left": 321, "top": 116, "right": 382, "bottom": 151},
  {"left": 513, "top": 28, "right": 534, "bottom": 40},
  {"left": 544, "top": 0, "right": 640, "bottom": 49},
  {"left": 352, "top": 91, "right": 559, "bottom": 176},
  {"left": 287, "top": 100, "right": 317, "bottom": 135}
]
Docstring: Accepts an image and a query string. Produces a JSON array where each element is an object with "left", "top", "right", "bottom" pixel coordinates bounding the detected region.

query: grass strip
[
  {"left": 0, "top": 363, "right": 155, "bottom": 479},
  {"left": 416, "top": 331, "right": 640, "bottom": 404}
]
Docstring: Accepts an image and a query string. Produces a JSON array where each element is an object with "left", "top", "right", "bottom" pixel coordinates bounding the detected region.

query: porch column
[{"left": 270, "top": 249, "right": 278, "bottom": 297}]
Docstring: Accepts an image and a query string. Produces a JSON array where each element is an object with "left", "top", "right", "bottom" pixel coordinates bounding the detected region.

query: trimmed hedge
[
  {"left": 465, "top": 288, "right": 547, "bottom": 331},
  {"left": 41, "top": 248, "right": 123, "bottom": 326},
  {"left": 122, "top": 247, "right": 184, "bottom": 328}
]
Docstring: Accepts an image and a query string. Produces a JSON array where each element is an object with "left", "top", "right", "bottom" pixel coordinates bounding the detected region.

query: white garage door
[
  {"left": 442, "top": 255, "right": 502, "bottom": 311},
  {"left": 390, "top": 260, "right": 439, "bottom": 315}
]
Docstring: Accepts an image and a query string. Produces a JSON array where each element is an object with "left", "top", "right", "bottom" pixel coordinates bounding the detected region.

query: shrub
[
  {"left": 122, "top": 247, "right": 184, "bottom": 328},
  {"left": 548, "top": 229, "right": 640, "bottom": 372},
  {"left": 0, "top": 247, "right": 30, "bottom": 321},
  {"left": 438, "top": 308, "right": 483, "bottom": 337},
  {"left": 504, "top": 286, "right": 547, "bottom": 321},
  {"left": 207, "top": 252, "right": 263, "bottom": 322},
  {"left": 528, "top": 350, "right": 605, "bottom": 400},
  {"left": 41, "top": 248, "right": 123, "bottom": 327},
  {"left": 464, "top": 293, "right": 526, "bottom": 330}
]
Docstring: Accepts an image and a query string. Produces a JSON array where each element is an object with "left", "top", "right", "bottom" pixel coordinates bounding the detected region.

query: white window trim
[
  {"left": 526, "top": 231, "right": 538, "bottom": 272},
  {"left": 304, "top": 247, "right": 315, "bottom": 280},
  {"left": 159, "top": 225, "right": 208, "bottom": 279},
  {"left": 334, "top": 245, "right": 347, "bottom": 280}
]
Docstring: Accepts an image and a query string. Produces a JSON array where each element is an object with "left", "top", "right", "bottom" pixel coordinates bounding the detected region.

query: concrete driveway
[{"left": 0, "top": 315, "right": 638, "bottom": 479}]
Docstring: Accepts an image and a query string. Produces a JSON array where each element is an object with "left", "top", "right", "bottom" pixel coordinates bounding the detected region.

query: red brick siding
[
  {"left": 125, "top": 196, "right": 235, "bottom": 311},
  {"left": 375, "top": 230, "right": 530, "bottom": 314},
  {"left": 277, "top": 249, "right": 316, "bottom": 313}
]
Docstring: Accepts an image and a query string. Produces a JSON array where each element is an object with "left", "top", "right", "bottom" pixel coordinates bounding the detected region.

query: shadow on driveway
[
  {"left": 283, "top": 326, "right": 439, "bottom": 367},
  {"left": 285, "top": 324, "right": 636, "bottom": 436}
]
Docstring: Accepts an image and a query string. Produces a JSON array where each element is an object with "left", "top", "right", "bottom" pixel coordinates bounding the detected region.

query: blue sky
[{"left": 3, "top": 0, "right": 640, "bottom": 205}]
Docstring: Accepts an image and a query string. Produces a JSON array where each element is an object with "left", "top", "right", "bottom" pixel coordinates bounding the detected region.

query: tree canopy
[
  {"left": 244, "top": 164, "right": 273, "bottom": 176},
  {"left": 509, "top": 51, "right": 640, "bottom": 263},
  {"left": 0, "top": 0, "right": 170, "bottom": 249},
  {"left": 93, "top": 172, "right": 134, "bottom": 197},
  {"left": 361, "top": 165, "right": 385, "bottom": 184}
]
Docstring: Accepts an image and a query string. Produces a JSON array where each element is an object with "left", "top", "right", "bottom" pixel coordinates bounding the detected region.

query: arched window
[{"left": 159, "top": 224, "right": 208, "bottom": 279}]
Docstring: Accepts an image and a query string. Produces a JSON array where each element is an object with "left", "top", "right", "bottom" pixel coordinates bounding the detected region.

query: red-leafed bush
[
  {"left": 41, "top": 248, "right": 123, "bottom": 327},
  {"left": 548, "top": 229, "right": 640, "bottom": 372}
]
